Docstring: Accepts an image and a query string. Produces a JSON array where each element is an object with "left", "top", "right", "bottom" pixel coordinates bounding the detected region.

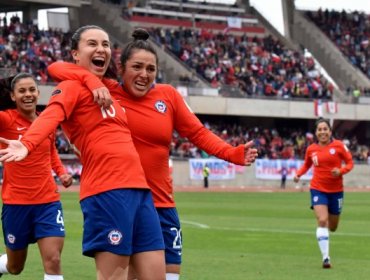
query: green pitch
[{"left": 1, "top": 191, "right": 369, "bottom": 279}]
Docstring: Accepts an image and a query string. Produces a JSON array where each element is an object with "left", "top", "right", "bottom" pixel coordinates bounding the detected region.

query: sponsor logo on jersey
[
  {"left": 108, "top": 230, "right": 123, "bottom": 245},
  {"left": 52, "top": 89, "right": 62, "bottom": 96},
  {"left": 16, "top": 127, "right": 27, "bottom": 131},
  {"left": 154, "top": 100, "right": 167, "bottom": 113},
  {"left": 7, "top": 234, "right": 16, "bottom": 244},
  {"left": 329, "top": 148, "right": 336, "bottom": 155}
]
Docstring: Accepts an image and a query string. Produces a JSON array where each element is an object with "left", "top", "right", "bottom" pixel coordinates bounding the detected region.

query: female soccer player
[
  {"left": 46, "top": 28, "right": 258, "bottom": 280},
  {"left": 0, "top": 26, "right": 165, "bottom": 280},
  {"left": 0, "top": 73, "right": 72, "bottom": 280},
  {"left": 294, "top": 117, "right": 353, "bottom": 269}
]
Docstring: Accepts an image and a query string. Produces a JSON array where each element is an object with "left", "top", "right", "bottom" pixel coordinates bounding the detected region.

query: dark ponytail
[
  {"left": 0, "top": 76, "right": 16, "bottom": 110},
  {"left": 120, "top": 28, "right": 158, "bottom": 68}
]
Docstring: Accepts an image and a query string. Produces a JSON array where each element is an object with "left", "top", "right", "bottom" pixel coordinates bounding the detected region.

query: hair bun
[{"left": 132, "top": 28, "right": 149, "bottom": 41}]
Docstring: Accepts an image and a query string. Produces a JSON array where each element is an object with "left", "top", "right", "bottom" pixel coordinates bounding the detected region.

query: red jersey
[
  {"left": 47, "top": 62, "right": 246, "bottom": 207},
  {"left": 0, "top": 109, "right": 65, "bottom": 204},
  {"left": 296, "top": 139, "right": 353, "bottom": 193},
  {"left": 20, "top": 81, "right": 148, "bottom": 200}
]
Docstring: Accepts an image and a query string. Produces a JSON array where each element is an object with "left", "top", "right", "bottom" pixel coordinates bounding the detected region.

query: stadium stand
[
  {"left": 0, "top": 15, "right": 72, "bottom": 82},
  {"left": 291, "top": 5, "right": 370, "bottom": 100},
  {"left": 1, "top": 0, "right": 370, "bottom": 188},
  {"left": 305, "top": 9, "right": 370, "bottom": 96},
  {"left": 147, "top": 27, "right": 335, "bottom": 99}
]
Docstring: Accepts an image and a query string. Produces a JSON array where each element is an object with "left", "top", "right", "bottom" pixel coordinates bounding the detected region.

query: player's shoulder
[
  {"left": 152, "top": 83, "right": 178, "bottom": 95},
  {"left": 51, "top": 80, "right": 88, "bottom": 97},
  {"left": 0, "top": 108, "right": 16, "bottom": 121},
  {"left": 3, "top": 108, "right": 17, "bottom": 116},
  {"left": 331, "top": 139, "right": 349, "bottom": 151},
  {"left": 57, "top": 80, "right": 85, "bottom": 89},
  {"left": 331, "top": 139, "right": 345, "bottom": 147},
  {"left": 153, "top": 83, "right": 175, "bottom": 90},
  {"left": 306, "top": 143, "right": 317, "bottom": 151}
]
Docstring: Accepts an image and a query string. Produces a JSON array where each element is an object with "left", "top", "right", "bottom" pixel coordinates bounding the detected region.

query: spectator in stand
[{"left": 46, "top": 28, "right": 258, "bottom": 280}]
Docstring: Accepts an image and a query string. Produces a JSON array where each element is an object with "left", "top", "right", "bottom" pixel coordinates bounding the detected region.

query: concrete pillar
[
  {"left": 240, "top": 0, "right": 251, "bottom": 13},
  {"left": 281, "top": 0, "right": 294, "bottom": 40},
  {"left": 68, "top": 7, "right": 80, "bottom": 32},
  {"left": 22, "top": 4, "right": 39, "bottom": 25}
]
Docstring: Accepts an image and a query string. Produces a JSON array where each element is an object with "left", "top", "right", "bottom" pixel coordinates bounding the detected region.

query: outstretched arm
[
  {"left": 48, "top": 61, "right": 114, "bottom": 108},
  {"left": 173, "top": 88, "right": 256, "bottom": 166}
]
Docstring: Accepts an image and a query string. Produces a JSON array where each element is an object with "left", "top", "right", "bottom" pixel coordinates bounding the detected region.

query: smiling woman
[
  {"left": 0, "top": 73, "right": 72, "bottom": 279},
  {"left": 293, "top": 117, "right": 353, "bottom": 269},
  {"left": 70, "top": 26, "right": 111, "bottom": 78}
]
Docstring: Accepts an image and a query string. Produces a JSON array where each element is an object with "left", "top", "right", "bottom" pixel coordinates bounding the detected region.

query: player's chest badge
[
  {"left": 329, "top": 148, "right": 336, "bottom": 155},
  {"left": 154, "top": 100, "right": 167, "bottom": 113}
]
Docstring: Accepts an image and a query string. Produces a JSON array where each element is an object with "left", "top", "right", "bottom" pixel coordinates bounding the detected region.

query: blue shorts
[
  {"left": 1, "top": 201, "right": 65, "bottom": 250},
  {"left": 80, "top": 189, "right": 164, "bottom": 257},
  {"left": 157, "top": 207, "right": 182, "bottom": 265},
  {"left": 310, "top": 189, "right": 344, "bottom": 215}
]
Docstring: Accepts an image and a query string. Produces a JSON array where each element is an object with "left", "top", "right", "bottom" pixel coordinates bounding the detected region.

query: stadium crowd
[
  {"left": 306, "top": 9, "right": 370, "bottom": 96},
  {"left": 1, "top": 11, "right": 369, "bottom": 101},
  {"left": 0, "top": 14, "right": 336, "bottom": 100},
  {"left": 0, "top": 14, "right": 72, "bottom": 82},
  {"left": 148, "top": 27, "right": 335, "bottom": 100}
]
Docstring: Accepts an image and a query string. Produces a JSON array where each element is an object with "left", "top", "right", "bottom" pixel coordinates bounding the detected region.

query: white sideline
[
  {"left": 182, "top": 221, "right": 370, "bottom": 237},
  {"left": 181, "top": 220, "right": 210, "bottom": 229}
]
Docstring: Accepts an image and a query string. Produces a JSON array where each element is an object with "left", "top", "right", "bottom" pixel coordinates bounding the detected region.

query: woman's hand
[
  {"left": 331, "top": 167, "right": 341, "bottom": 177},
  {"left": 0, "top": 138, "right": 29, "bottom": 162},
  {"left": 92, "top": 87, "right": 112, "bottom": 109},
  {"left": 244, "top": 140, "right": 258, "bottom": 166},
  {"left": 59, "top": 173, "right": 73, "bottom": 188}
]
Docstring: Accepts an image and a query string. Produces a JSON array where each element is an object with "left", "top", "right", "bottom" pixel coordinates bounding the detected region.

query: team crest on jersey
[
  {"left": 7, "top": 234, "right": 15, "bottom": 244},
  {"left": 329, "top": 148, "right": 336, "bottom": 155},
  {"left": 154, "top": 100, "right": 167, "bottom": 113},
  {"left": 108, "top": 230, "right": 123, "bottom": 245},
  {"left": 52, "top": 89, "right": 62, "bottom": 96}
]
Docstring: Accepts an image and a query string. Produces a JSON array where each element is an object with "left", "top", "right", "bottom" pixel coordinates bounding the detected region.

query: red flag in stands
[
  {"left": 314, "top": 99, "right": 323, "bottom": 117},
  {"left": 326, "top": 101, "right": 338, "bottom": 114},
  {"left": 271, "top": 53, "right": 281, "bottom": 63}
]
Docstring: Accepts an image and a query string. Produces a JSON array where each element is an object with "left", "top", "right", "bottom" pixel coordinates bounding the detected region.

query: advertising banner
[
  {"left": 255, "top": 159, "right": 313, "bottom": 180},
  {"left": 189, "top": 158, "right": 235, "bottom": 180}
]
